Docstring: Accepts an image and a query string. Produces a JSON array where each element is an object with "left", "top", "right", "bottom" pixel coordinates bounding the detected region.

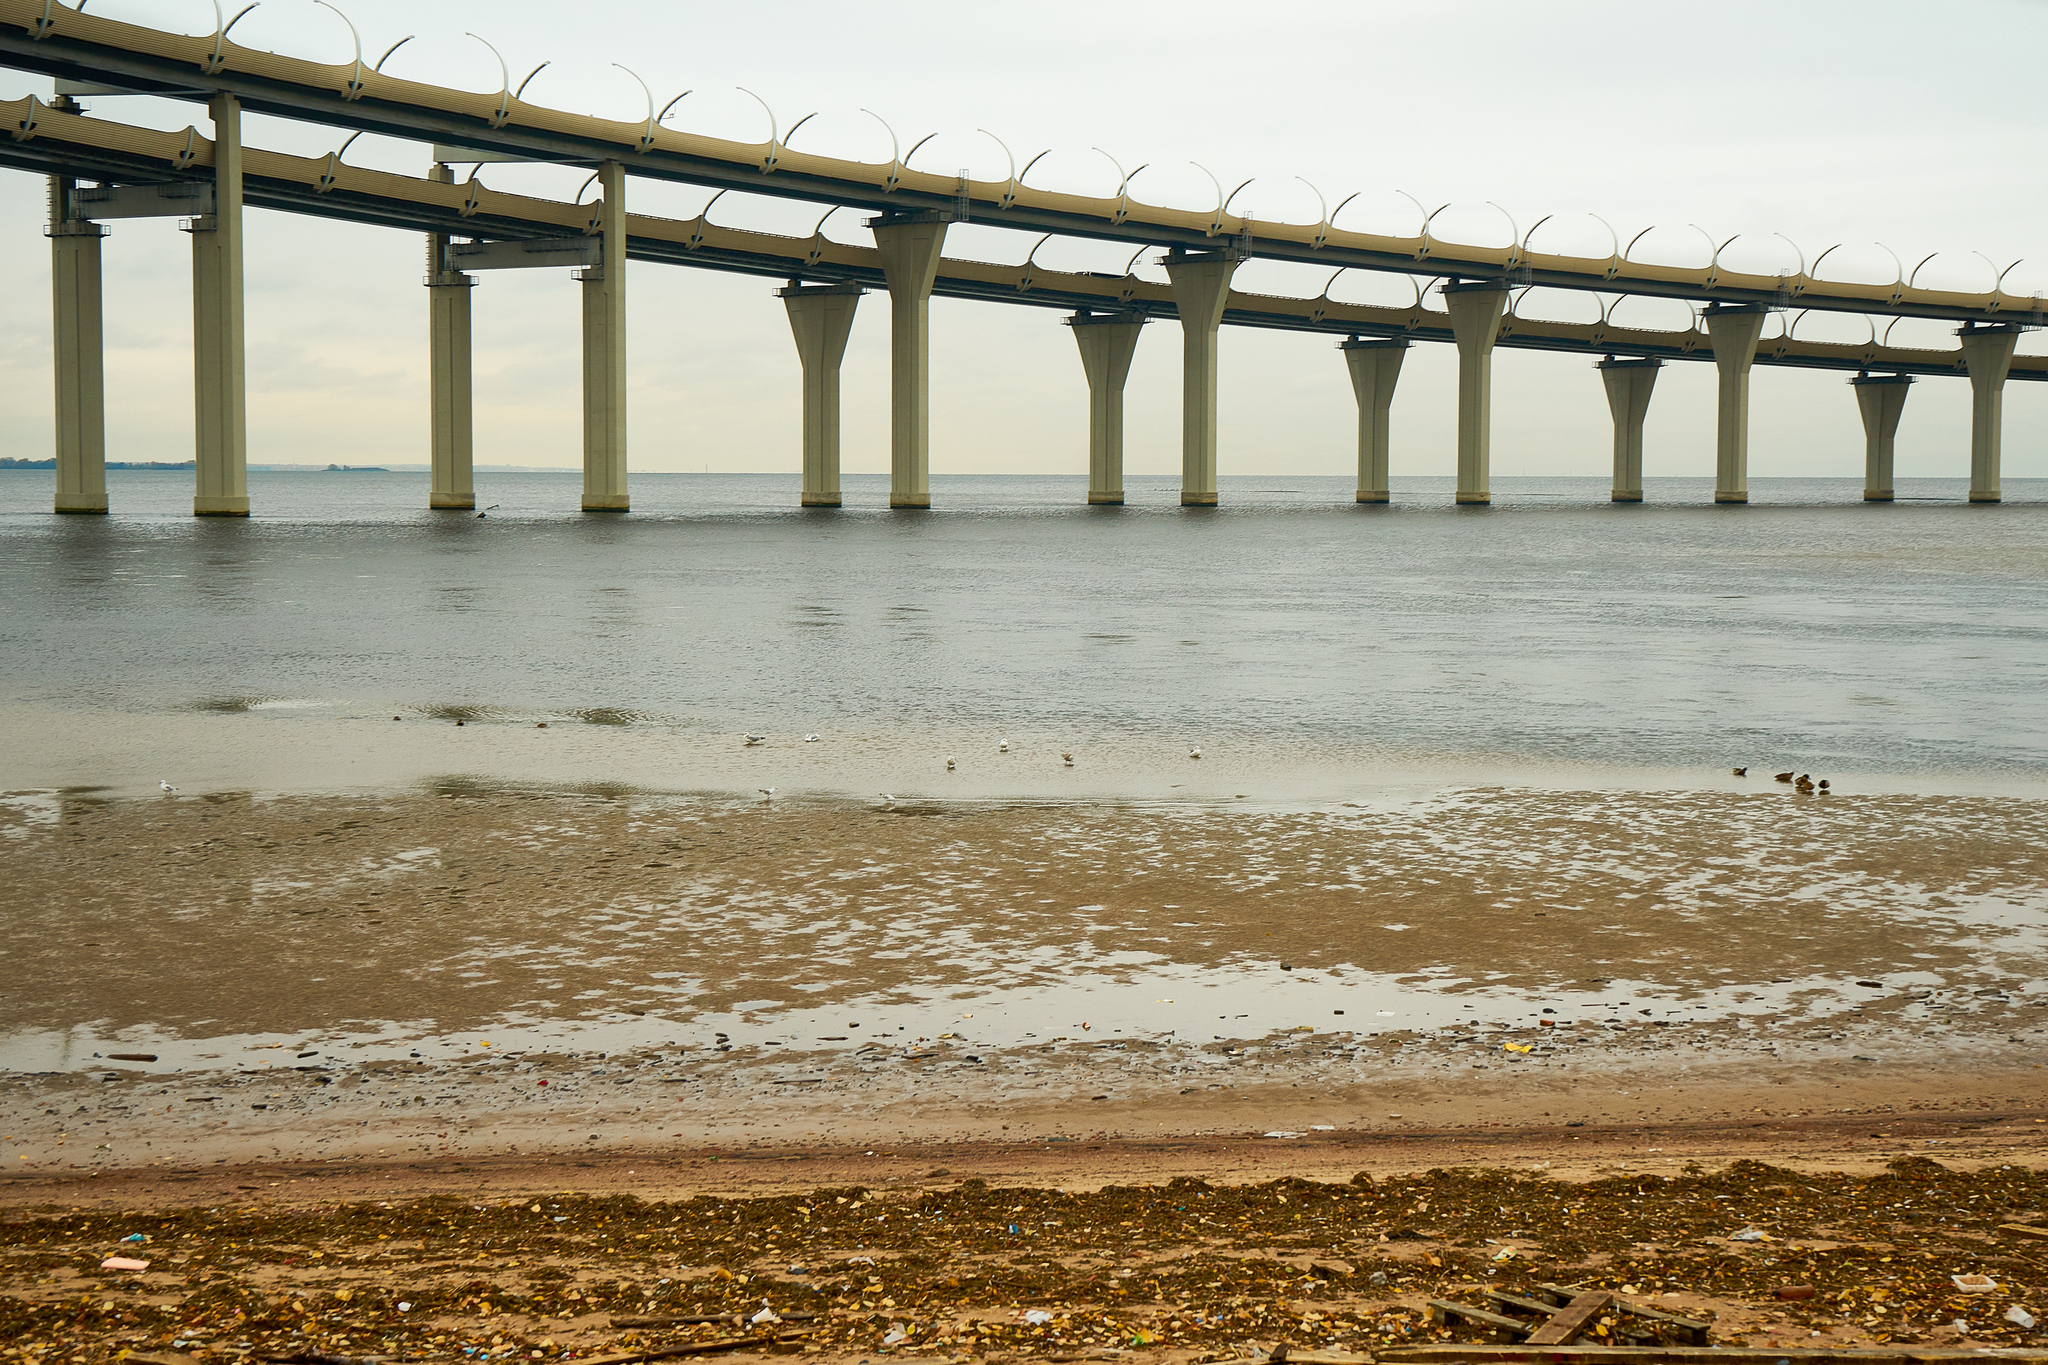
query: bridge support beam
[
  {"left": 871, "top": 212, "right": 949, "bottom": 509},
  {"left": 188, "top": 92, "right": 248, "bottom": 516},
  {"left": 577, "top": 160, "right": 629, "bottom": 512},
  {"left": 1340, "top": 336, "right": 1405, "bottom": 504},
  {"left": 49, "top": 170, "right": 108, "bottom": 514},
  {"left": 1068, "top": 310, "right": 1145, "bottom": 506},
  {"left": 1960, "top": 324, "right": 2018, "bottom": 504},
  {"left": 425, "top": 164, "right": 476, "bottom": 510},
  {"left": 1164, "top": 250, "right": 1237, "bottom": 506},
  {"left": 1850, "top": 373, "right": 1911, "bottom": 502},
  {"left": 1598, "top": 356, "right": 1660, "bottom": 503},
  {"left": 780, "top": 282, "right": 863, "bottom": 508},
  {"left": 1444, "top": 282, "right": 1509, "bottom": 506},
  {"left": 1704, "top": 304, "right": 1768, "bottom": 505}
]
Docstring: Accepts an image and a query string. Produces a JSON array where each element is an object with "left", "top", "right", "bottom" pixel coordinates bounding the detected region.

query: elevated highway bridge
[{"left": 1, "top": 0, "right": 2037, "bottom": 513}]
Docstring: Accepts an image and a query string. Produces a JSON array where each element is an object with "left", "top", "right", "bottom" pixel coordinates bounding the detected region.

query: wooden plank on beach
[
  {"left": 2001, "top": 1222, "right": 2048, "bottom": 1239},
  {"left": 1537, "top": 1283, "right": 1711, "bottom": 1344},
  {"left": 1526, "top": 1292, "right": 1615, "bottom": 1346},
  {"left": 1427, "top": 1299, "right": 1533, "bottom": 1336},
  {"left": 571, "top": 1332, "right": 808, "bottom": 1365}
]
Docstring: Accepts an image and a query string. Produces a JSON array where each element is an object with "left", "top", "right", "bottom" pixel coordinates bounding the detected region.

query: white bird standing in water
[
  {"left": 758, "top": 787, "right": 777, "bottom": 801},
  {"left": 879, "top": 793, "right": 896, "bottom": 808},
  {"left": 1189, "top": 747, "right": 1202, "bottom": 760},
  {"left": 945, "top": 756, "right": 956, "bottom": 771},
  {"left": 743, "top": 734, "right": 765, "bottom": 746},
  {"left": 803, "top": 733, "right": 820, "bottom": 743},
  {"left": 158, "top": 780, "right": 176, "bottom": 792},
  {"left": 998, "top": 738, "right": 1009, "bottom": 753}
]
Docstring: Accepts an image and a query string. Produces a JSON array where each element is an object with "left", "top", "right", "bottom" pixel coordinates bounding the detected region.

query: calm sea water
[{"left": 3, "top": 469, "right": 2047, "bottom": 781}]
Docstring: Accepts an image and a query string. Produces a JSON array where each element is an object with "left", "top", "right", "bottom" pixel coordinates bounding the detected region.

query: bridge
[{"left": 2, "top": 0, "right": 2040, "bottom": 515}]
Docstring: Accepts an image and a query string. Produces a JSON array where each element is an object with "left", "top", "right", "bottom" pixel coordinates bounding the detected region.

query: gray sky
[{"left": 2, "top": 0, "right": 2044, "bottom": 479}]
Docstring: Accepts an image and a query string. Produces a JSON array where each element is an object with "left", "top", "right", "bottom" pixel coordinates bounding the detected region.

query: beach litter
[
  {"left": 1728, "top": 1226, "right": 1767, "bottom": 1241},
  {"left": 99, "top": 1256, "right": 150, "bottom": 1271},
  {"left": 1953, "top": 1274, "right": 1999, "bottom": 1293},
  {"left": 2007, "top": 1306, "right": 2038, "bottom": 1329}
]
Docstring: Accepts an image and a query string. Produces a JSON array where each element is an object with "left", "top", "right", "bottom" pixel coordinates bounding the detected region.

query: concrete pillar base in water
[
  {"left": 49, "top": 168, "right": 108, "bottom": 515},
  {"left": 871, "top": 212, "right": 949, "bottom": 509},
  {"left": 1597, "top": 356, "right": 1660, "bottom": 503},
  {"left": 188, "top": 93, "right": 248, "bottom": 517},
  {"left": 1068, "top": 310, "right": 1145, "bottom": 506},
  {"left": 579, "top": 161, "right": 628, "bottom": 513},
  {"left": 1341, "top": 337, "right": 1405, "bottom": 504},
  {"left": 1704, "top": 304, "right": 1768, "bottom": 505},
  {"left": 1851, "top": 373, "right": 1911, "bottom": 502},
  {"left": 1164, "top": 251, "right": 1237, "bottom": 506},
  {"left": 1443, "top": 282, "right": 1509, "bottom": 506},
  {"left": 781, "top": 283, "right": 863, "bottom": 508},
  {"left": 425, "top": 164, "right": 475, "bottom": 510},
  {"left": 1960, "top": 325, "right": 2018, "bottom": 505}
]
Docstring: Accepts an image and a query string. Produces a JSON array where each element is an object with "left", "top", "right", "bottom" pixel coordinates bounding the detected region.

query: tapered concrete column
[
  {"left": 1597, "top": 357, "right": 1660, "bottom": 503},
  {"left": 1340, "top": 336, "right": 1406, "bottom": 504},
  {"left": 1443, "top": 282, "right": 1509, "bottom": 506},
  {"left": 870, "top": 212, "right": 949, "bottom": 509},
  {"left": 1960, "top": 324, "right": 2019, "bottom": 504},
  {"left": 188, "top": 92, "right": 247, "bottom": 516},
  {"left": 48, "top": 171, "right": 108, "bottom": 514},
  {"left": 425, "top": 164, "right": 475, "bottom": 510},
  {"left": 578, "top": 160, "right": 628, "bottom": 512},
  {"left": 1704, "top": 304, "right": 1768, "bottom": 505},
  {"left": 780, "top": 282, "right": 863, "bottom": 507},
  {"left": 1163, "top": 251, "right": 1237, "bottom": 506},
  {"left": 1850, "top": 373, "right": 1911, "bottom": 502},
  {"left": 1067, "top": 310, "right": 1145, "bottom": 505}
]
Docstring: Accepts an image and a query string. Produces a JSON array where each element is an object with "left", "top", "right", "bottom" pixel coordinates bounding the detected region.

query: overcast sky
[{"left": 3, "top": 0, "right": 2044, "bottom": 481}]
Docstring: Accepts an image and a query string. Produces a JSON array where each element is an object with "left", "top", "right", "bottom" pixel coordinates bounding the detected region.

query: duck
[
  {"left": 1773, "top": 771, "right": 1795, "bottom": 783},
  {"left": 1732, "top": 767, "right": 1747, "bottom": 777},
  {"left": 1062, "top": 752, "right": 1074, "bottom": 767}
]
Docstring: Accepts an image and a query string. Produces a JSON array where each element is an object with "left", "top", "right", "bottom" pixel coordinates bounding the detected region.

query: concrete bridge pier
[
  {"left": 1704, "top": 304, "right": 1768, "bottom": 505},
  {"left": 1443, "top": 282, "right": 1509, "bottom": 505},
  {"left": 1067, "top": 311, "right": 1145, "bottom": 505},
  {"left": 1164, "top": 250, "right": 1237, "bottom": 506},
  {"left": 1597, "top": 356, "right": 1660, "bottom": 502},
  {"left": 871, "top": 212, "right": 950, "bottom": 509},
  {"left": 425, "top": 164, "right": 476, "bottom": 510},
  {"left": 48, "top": 168, "right": 107, "bottom": 514},
  {"left": 780, "top": 282, "right": 863, "bottom": 507},
  {"left": 1960, "top": 324, "right": 2019, "bottom": 504},
  {"left": 187, "top": 92, "right": 248, "bottom": 516},
  {"left": 1340, "top": 336, "right": 1405, "bottom": 503},
  {"left": 1850, "top": 373, "right": 1911, "bottom": 502},
  {"left": 577, "top": 160, "right": 629, "bottom": 512}
]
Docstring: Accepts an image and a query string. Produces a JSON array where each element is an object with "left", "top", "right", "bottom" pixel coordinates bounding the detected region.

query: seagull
[
  {"left": 758, "top": 787, "right": 776, "bottom": 801},
  {"left": 158, "top": 780, "right": 175, "bottom": 792},
  {"left": 1731, "top": 767, "right": 1747, "bottom": 777},
  {"left": 743, "top": 734, "right": 765, "bottom": 746},
  {"left": 803, "top": 733, "right": 820, "bottom": 743},
  {"left": 945, "top": 756, "right": 956, "bottom": 771},
  {"left": 1189, "top": 747, "right": 1202, "bottom": 760},
  {"left": 998, "top": 738, "right": 1009, "bottom": 753},
  {"left": 1062, "top": 752, "right": 1074, "bottom": 767},
  {"left": 1773, "top": 771, "right": 1795, "bottom": 782},
  {"left": 879, "top": 793, "right": 896, "bottom": 808}
]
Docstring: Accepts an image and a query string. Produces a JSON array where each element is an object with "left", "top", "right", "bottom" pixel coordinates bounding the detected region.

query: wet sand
[{"left": 2, "top": 783, "right": 2045, "bottom": 1169}]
